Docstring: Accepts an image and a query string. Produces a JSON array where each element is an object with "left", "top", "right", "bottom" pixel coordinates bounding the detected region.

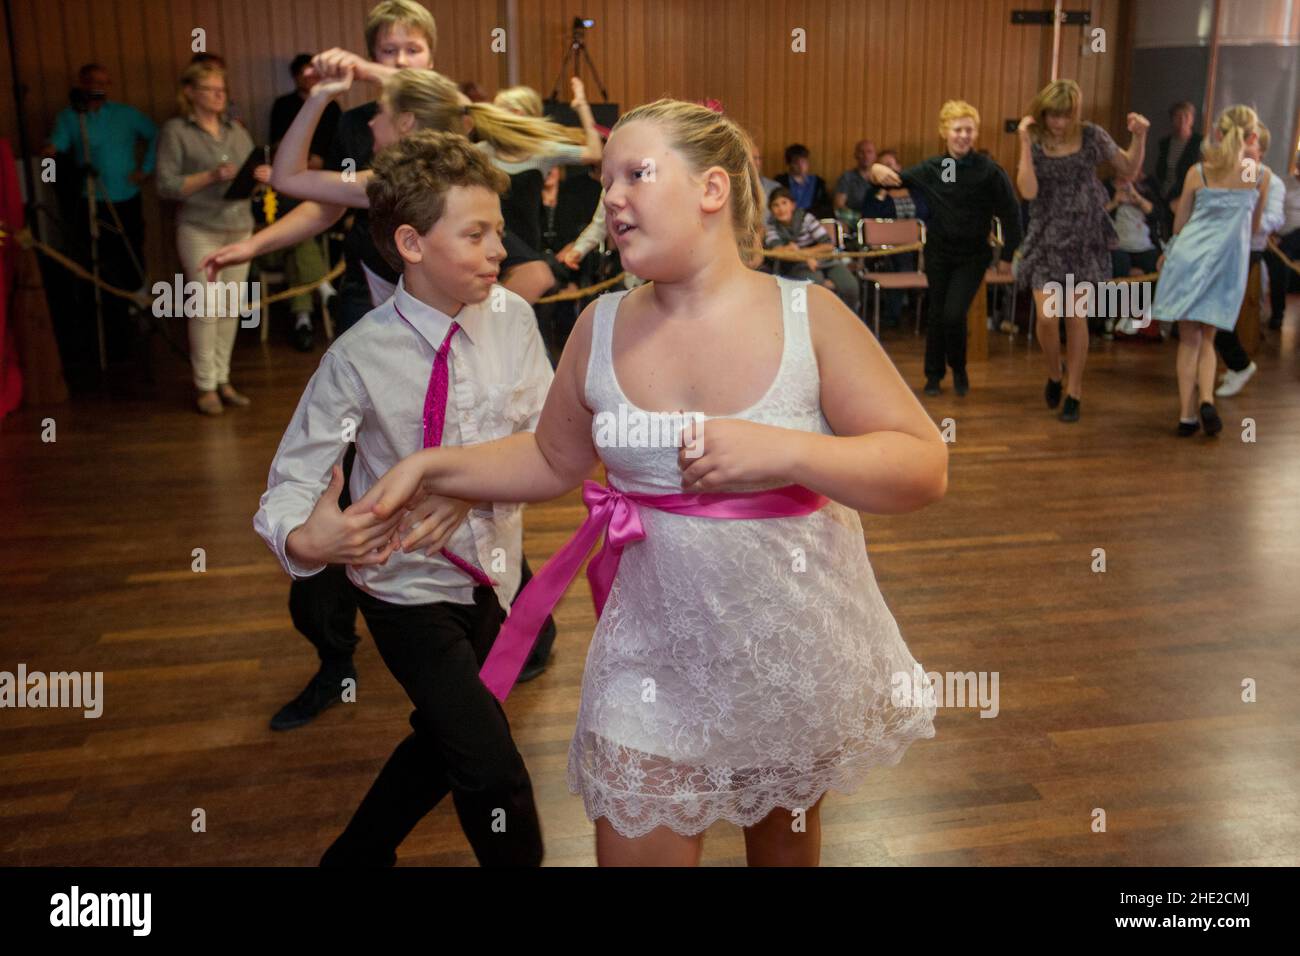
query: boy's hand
[
  {"left": 307, "top": 63, "right": 355, "bottom": 100},
  {"left": 869, "top": 162, "right": 901, "bottom": 187},
  {"left": 394, "top": 492, "right": 474, "bottom": 554},
  {"left": 287, "top": 465, "right": 405, "bottom": 567},
  {"left": 309, "top": 49, "right": 368, "bottom": 82}
]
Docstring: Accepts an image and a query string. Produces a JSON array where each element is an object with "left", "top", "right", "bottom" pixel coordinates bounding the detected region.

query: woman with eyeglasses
[{"left": 156, "top": 61, "right": 256, "bottom": 415}]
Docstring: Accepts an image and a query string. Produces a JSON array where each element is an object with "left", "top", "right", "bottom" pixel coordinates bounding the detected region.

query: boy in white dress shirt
[{"left": 254, "top": 130, "right": 553, "bottom": 865}]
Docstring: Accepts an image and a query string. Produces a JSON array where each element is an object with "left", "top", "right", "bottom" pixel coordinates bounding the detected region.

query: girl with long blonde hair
[{"left": 1151, "top": 104, "right": 1271, "bottom": 437}]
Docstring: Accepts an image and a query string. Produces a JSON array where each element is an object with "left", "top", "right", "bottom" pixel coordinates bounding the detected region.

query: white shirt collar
[{"left": 392, "top": 275, "right": 484, "bottom": 349}]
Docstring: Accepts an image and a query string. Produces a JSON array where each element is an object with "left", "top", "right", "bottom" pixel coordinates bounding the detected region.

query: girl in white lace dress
[{"left": 356, "top": 99, "right": 946, "bottom": 865}]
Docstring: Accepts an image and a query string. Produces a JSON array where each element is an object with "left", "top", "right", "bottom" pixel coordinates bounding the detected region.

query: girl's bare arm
[
  {"left": 789, "top": 284, "right": 948, "bottom": 514},
  {"left": 271, "top": 75, "right": 372, "bottom": 208},
  {"left": 356, "top": 302, "right": 602, "bottom": 518}
]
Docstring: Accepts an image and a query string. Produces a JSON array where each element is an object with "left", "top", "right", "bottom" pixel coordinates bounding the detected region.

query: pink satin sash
[{"left": 478, "top": 478, "right": 830, "bottom": 701}]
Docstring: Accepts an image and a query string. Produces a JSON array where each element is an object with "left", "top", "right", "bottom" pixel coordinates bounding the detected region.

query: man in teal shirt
[{"left": 43, "top": 63, "right": 157, "bottom": 370}]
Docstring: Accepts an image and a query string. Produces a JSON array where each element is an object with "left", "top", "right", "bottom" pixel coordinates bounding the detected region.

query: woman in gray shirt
[{"left": 156, "top": 61, "right": 256, "bottom": 415}]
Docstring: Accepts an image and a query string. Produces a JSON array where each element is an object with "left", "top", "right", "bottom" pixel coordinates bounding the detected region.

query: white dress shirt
[
  {"left": 254, "top": 276, "right": 555, "bottom": 609},
  {"left": 1281, "top": 178, "right": 1300, "bottom": 237},
  {"left": 361, "top": 262, "right": 397, "bottom": 308},
  {"left": 1251, "top": 172, "right": 1286, "bottom": 251}
]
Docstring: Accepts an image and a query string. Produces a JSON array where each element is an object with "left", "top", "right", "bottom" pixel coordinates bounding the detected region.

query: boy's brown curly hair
[{"left": 366, "top": 130, "right": 510, "bottom": 271}]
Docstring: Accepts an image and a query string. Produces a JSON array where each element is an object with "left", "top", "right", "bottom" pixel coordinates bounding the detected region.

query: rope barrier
[
  {"left": 762, "top": 241, "right": 924, "bottom": 262},
  {"left": 9, "top": 220, "right": 1294, "bottom": 317},
  {"left": 535, "top": 271, "right": 628, "bottom": 304},
  {"left": 8, "top": 226, "right": 345, "bottom": 308}
]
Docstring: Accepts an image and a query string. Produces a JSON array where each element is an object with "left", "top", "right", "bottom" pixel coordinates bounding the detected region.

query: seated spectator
[
  {"left": 858, "top": 151, "right": 926, "bottom": 330},
  {"left": 1105, "top": 173, "right": 1161, "bottom": 278},
  {"left": 775, "top": 143, "right": 831, "bottom": 219},
  {"left": 859, "top": 150, "right": 930, "bottom": 222},
  {"left": 1264, "top": 152, "right": 1300, "bottom": 330},
  {"left": 764, "top": 187, "right": 858, "bottom": 312},
  {"left": 833, "top": 138, "right": 877, "bottom": 224}
]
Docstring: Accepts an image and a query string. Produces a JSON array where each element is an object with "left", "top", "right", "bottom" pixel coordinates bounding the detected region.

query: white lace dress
[{"left": 567, "top": 274, "right": 936, "bottom": 838}]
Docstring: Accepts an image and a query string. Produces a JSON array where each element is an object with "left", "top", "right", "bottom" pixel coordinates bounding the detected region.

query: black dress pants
[
  {"left": 923, "top": 247, "right": 989, "bottom": 382},
  {"left": 320, "top": 583, "right": 543, "bottom": 866}
]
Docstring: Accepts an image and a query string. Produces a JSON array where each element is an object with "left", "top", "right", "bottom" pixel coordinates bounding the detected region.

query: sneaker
[
  {"left": 1214, "top": 361, "right": 1256, "bottom": 397},
  {"left": 270, "top": 666, "right": 357, "bottom": 731},
  {"left": 1176, "top": 418, "right": 1200, "bottom": 437},
  {"left": 1200, "top": 401, "right": 1223, "bottom": 437},
  {"left": 292, "top": 319, "right": 315, "bottom": 353},
  {"left": 1059, "top": 395, "right": 1080, "bottom": 422},
  {"left": 516, "top": 650, "right": 555, "bottom": 684},
  {"left": 953, "top": 370, "right": 969, "bottom": 396},
  {"left": 923, "top": 379, "right": 942, "bottom": 396}
]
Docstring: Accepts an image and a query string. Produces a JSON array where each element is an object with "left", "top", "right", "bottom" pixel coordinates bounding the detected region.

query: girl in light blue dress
[{"left": 1152, "top": 105, "right": 1270, "bottom": 437}]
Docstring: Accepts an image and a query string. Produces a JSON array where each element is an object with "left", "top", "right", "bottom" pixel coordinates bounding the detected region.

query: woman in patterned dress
[{"left": 1015, "top": 80, "right": 1149, "bottom": 422}]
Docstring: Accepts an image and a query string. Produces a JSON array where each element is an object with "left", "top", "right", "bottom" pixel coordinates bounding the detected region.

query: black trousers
[
  {"left": 287, "top": 442, "right": 557, "bottom": 677},
  {"left": 288, "top": 444, "right": 361, "bottom": 679},
  {"left": 1213, "top": 251, "right": 1263, "bottom": 373},
  {"left": 321, "top": 583, "right": 544, "bottom": 867},
  {"left": 335, "top": 270, "right": 375, "bottom": 336},
  {"left": 1265, "top": 230, "right": 1300, "bottom": 325},
  {"left": 923, "top": 247, "right": 989, "bottom": 382},
  {"left": 1110, "top": 247, "right": 1160, "bottom": 278}
]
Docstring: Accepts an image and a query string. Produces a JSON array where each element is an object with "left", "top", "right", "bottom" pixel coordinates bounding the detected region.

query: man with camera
[{"left": 43, "top": 63, "right": 157, "bottom": 372}]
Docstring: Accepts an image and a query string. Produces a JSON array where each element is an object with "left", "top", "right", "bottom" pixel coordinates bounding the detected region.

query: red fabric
[{"left": 0, "top": 138, "right": 24, "bottom": 419}]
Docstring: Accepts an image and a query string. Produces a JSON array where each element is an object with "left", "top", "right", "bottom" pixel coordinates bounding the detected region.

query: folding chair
[
  {"left": 984, "top": 216, "right": 1018, "bottom": 339},
  {"left": 857, "top": 218, "right": 928, "bottom": 338}
]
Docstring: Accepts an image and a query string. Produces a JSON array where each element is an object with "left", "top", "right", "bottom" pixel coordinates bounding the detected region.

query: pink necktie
[{"left": 395, "top": 304, "right": 497, "bottom": 589}]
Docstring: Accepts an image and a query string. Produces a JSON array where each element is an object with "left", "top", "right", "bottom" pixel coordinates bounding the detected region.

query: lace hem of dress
[{"left": 566, "top": 723, "right": 935, "bottom": 840}]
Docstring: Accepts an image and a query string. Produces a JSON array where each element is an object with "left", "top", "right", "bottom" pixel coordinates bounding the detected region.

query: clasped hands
[{"left": 286, "top": 463, "right": 473, "bottom": 568}]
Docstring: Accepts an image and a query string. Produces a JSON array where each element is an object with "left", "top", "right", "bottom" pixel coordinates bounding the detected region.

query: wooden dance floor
[{"left": 2, "top": 309, "right": 1298, "bottom": 867}]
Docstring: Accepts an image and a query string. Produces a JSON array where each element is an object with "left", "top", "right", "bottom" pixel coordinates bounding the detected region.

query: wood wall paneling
[{"left": 0, "top": 0, "right": 1137, "bottom": 277}]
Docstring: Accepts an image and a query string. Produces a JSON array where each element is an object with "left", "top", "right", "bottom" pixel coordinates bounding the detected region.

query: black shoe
[
  {"left": 1199, "top": 401, "right": 1222, "bottom": 437},
  {"left": 516, "top": 650, "right": 555, "bottom": 684},
  {"left": 292, "top": 321, "right": 314, "bottom": 353},
  {"left": 1045, "top": 377, "right": 1063, "bottom": 409},
  {"left": 923, "top": 379, "right": 942, "bottom": 396},
  {"left": 270, "top": 666, "right": 356, "bottom": 731},
  {"left": 953, "top": 371, "right": 969, "bottom": 396},
  {"left": 1176, "top": 419, "right": 1200, "bottom": 437},
  {"left": 1059, "top": 395, "right": 1080, "bottom": 422}
]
